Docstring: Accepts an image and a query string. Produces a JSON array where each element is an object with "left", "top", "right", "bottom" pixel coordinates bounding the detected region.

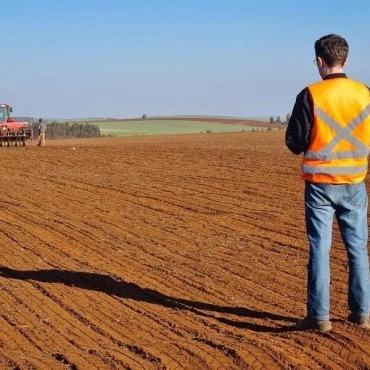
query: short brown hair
[{"left": 314, "top": 34, "right": 348, "bottom": 67}]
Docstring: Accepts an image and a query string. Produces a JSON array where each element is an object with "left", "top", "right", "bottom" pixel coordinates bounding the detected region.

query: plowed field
[{"left": 0, "top": 132, "right": 369, "bottom": 369}]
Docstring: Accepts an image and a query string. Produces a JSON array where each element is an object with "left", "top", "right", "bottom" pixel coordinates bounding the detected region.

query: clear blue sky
[{"left": 1, "top": 0, "right": 369, "bottom": 119}]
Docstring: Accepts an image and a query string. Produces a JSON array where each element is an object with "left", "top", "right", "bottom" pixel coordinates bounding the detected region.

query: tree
[
  {"left": 276, "top": 116, "right": 281, "bottom": 123},
  {"left": 285, "top": 113, "right": 291, "bottom": 124},
  {"left": 269, "top": 116, "right": 275, "bottom": 123}
]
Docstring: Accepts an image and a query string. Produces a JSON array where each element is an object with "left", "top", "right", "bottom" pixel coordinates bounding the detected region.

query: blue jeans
[{"left": 305, "top": 181, "right": 370, "bottom": 320}]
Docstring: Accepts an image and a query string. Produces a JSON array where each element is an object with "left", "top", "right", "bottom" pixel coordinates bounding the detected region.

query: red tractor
[{"left": 0, "top": 104, "right": 33, "bottom": 146}]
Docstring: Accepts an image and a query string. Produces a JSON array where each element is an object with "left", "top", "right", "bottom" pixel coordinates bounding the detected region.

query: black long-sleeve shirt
[{"left": 285, "top": 73, "right": 350, "bottom": 155}]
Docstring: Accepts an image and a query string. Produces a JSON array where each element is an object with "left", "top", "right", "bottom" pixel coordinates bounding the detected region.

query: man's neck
[{"left": 321, "top": 66, "right": 344, "bottom": 79}]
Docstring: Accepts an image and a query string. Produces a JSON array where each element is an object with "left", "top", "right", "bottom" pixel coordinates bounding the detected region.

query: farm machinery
[{"left": 0, "top": 104, "right": 33, "bottom": 146}]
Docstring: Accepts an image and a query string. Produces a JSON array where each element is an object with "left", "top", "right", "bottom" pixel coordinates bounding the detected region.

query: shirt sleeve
[{"left": 285, "top": 88, "right": 314, "bottom": 155}]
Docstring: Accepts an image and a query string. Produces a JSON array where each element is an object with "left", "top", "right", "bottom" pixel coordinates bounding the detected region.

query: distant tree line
[
  {"left": 14, "top": 116, "right": 37, "bottom": 123},
  {"left": 269, "top": 113, "right": 291, "bottom": 124},
  {"left": 31, "top": 121, "right": 101, "bottom": 139}
]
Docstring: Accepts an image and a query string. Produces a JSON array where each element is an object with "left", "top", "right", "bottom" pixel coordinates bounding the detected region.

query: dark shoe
[
  {"left": 347, "top": 313, "right": 370, "bottom": 329},
  {"left": 296, "top": 316, "right": 332, "bottom": 332}
]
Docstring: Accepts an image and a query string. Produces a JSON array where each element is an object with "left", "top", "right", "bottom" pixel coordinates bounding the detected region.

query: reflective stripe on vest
[
  {"left": 302, "top": 164, "right": 368, "bottom": 175},
  {"left": 304, "top": 104, "right": 370, "bottom": 161}
]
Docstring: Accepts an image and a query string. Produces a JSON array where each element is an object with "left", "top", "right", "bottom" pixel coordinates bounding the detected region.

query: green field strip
[{"left": 95, "top": 120, "right": 264, "bottom": 136}]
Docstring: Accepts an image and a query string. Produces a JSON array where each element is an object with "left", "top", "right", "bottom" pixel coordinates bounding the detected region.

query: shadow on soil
[{"left": 0, "top": 267, "right": 297, "bottom": 333}]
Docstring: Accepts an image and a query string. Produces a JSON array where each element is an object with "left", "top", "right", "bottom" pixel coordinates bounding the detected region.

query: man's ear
[
  {"left": 317, "top": 57, "right": 324, "bottom": 68},
  {"left": 343, "top": 57, "right": 348, "bottom": 67}
]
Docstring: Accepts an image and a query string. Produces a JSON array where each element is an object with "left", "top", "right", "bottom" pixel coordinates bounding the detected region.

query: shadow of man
[{"left": 0, "top": 267, "right": 297, "bottom": 333}]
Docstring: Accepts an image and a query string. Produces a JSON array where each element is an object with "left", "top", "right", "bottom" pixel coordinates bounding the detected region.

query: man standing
[
  {"left": 286, "top": 34, "right": 370, "bottom": 332},
  {"left": 38, "top": 118, "right": 46, "bottom": 146}
]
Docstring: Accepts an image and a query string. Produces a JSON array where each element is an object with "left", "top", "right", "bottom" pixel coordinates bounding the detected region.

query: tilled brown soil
[{"left": 0, "top": 132, "right": 369, "bottom": 369}]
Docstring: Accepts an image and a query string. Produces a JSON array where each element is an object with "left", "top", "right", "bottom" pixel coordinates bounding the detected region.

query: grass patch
[{"left": 95, "top": 120, "right": 263, "bottom": 137}]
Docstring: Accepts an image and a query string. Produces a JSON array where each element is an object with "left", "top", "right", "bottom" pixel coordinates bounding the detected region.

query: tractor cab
[{"left": 0, "top": 104, "right": 12, "bottom": 123}]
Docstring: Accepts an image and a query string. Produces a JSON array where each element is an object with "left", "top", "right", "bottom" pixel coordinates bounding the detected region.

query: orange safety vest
[{"left": 302, "top": 78, "right": 370, "bottom": 184}]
